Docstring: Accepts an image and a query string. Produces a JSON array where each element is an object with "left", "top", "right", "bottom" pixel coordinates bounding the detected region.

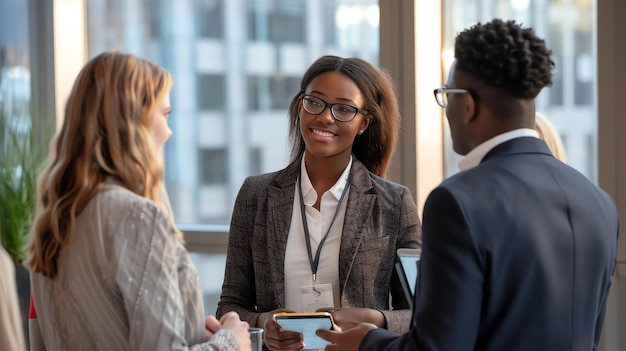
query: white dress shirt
[
  {"left": 284, "top": 156, "right": 352, "bottom": 312},
  {"left": 458, "top": 128, "right": 539, "bottom": 171}
]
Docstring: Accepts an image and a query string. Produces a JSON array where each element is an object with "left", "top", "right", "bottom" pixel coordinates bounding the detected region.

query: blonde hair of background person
[
  {"left": 25, "top": 51, "right": 250, "bottom": 351},
  {"left": 535, "top": 112, "right": 567, "bottom": 162}
]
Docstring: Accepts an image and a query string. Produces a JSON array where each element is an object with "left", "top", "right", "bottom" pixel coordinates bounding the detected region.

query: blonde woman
[
  {"left": 26, "top": 52, "right": 250, "bottom": 351},
  {"left": 535, "top": 112, "right": 567, "bottom": 162}
]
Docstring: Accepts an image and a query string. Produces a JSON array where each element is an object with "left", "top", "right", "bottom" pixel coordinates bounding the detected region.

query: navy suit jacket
[{"left": 361, "top": 137, "right": 619, "bottom": 351}]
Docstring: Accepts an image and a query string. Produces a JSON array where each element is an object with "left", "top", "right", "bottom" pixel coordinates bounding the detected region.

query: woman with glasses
[{"left": 217, "top": 55, "right": 421, "bottom": 351}]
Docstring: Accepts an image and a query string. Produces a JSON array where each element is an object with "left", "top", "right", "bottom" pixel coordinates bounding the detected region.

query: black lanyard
[{"left": 298, "top": 175, "right": 350, "bottom": 283}]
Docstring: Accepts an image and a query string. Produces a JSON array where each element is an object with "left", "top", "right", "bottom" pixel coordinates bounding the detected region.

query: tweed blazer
[{"left": 216, "top": 156, "right": 421, "bottom": 334}]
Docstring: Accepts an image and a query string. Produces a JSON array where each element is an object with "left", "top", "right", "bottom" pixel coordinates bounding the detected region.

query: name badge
[{"left": 300, "top": 283, "right": 334, "bottom": 312}]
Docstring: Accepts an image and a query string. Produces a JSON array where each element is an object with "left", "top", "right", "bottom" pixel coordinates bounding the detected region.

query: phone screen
[
  {"left": 397, "top": 248, "right": 421, "bottom": 297},
  {"left": 274, "top": 315, "right": 333, "bottom": 350},
  {"left": 399, "top": 253, "right": 420, "bottom": 296}
]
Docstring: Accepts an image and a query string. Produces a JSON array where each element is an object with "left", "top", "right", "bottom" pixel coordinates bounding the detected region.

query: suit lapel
[
  {"left": 338, "top": 159, "right": 376, "bottom": 296},
  {"left": 266, "top": 160, "right": 299, "bottom": 307}
]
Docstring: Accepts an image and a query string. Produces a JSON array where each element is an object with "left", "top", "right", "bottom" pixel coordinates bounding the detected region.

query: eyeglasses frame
[
  {"left": 433, "top": 87, "right": 471, "bottom": 108},
  {"left": 300, "top": 94, "right": 369, "bottom": 122}
]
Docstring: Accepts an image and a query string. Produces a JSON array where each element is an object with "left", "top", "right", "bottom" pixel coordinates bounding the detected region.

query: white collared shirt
[
  {"left": 458, "top": 129, "right": 539, "bottom": 171},
  {"left": 284, "top": 156, "right": 352, "bottom": 312}
]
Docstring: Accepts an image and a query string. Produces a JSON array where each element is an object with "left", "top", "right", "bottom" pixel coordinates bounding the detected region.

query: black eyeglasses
[
  {"left": 301, "top": 94, "right": 368, "bottom": 122},
  {"left": 433, "top": 86, "right": 470, "bottom": 108}
]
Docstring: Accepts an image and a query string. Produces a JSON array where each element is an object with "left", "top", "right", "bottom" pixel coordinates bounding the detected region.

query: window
[
  {"left": 197, "top": 0, "right": 223, "bottom": 38},
  {"left": 197, "top": 74, "right": 226, "bottom": 111},
  {"left": 0, "top": 2, "right": 30, "bottom": 128},
  {"left": 547, "top": 23, "right": 564, "bottom": 106},
  {"left": 247, "top": 74, "right": 300, "bottom": 111},
  {"left": 249, "top": 146, "right": 263, "bottom": 176},
  {"left": 85, "top": 0, "right": 380, "bottom": 313},
  {"left": 248, "top": 0, "right": 305, "bottom": 43},
  {"left": 331, "top": 2, "right": 380, "bottom": 59},
  {"left": 574, "top": 23, "right": 594, "bottom": 106},
  {"left": 199, "top": 148, "right": 228, "bottom": 184}
]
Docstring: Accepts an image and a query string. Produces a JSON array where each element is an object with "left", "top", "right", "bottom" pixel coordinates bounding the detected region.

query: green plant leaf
[{"left": 0, "top": 110, "right": 45, "bottom": 263}]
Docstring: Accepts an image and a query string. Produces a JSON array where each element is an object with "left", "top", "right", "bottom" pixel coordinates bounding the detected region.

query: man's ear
[{"left": 463, "top": 93, "right": 477, "bottom": 125}]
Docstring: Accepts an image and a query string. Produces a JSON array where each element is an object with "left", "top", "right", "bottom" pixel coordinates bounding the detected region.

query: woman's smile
[{"left": 310, "top": 127, "right": 337, "bottom": 141}]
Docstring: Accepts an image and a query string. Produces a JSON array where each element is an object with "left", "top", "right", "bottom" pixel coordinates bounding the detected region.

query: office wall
[{"left": 598, "top": 0, "right": 626, "bottom": 349}]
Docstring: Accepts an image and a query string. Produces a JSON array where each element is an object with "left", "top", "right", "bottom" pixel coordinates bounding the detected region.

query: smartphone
[{"left": 273, "top": 312, "right": 334, "bottom": 350}]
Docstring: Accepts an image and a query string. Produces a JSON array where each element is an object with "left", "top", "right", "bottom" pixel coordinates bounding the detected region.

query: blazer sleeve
[
  {"left": 216, "top": 177, "right": 263, "bottom": 326},
  {"left": 116, "top": 203, "right": 240, "bottom": 351},
  {"left": 362, "top": 186, "right": 482, "bottom": 351},
  {"left": 593, "top": 220, "right": 619, "bottom": 351},
  {"left": 380, "top": 186, "right": 422, "bottom": 334}
]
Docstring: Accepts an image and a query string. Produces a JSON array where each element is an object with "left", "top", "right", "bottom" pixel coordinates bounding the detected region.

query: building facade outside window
[
  {"left": 85, "top": 0, "right": 380, "bottom": 313},
  {"left": 86, "top": 0, "right": 380, "bottom": 227}
]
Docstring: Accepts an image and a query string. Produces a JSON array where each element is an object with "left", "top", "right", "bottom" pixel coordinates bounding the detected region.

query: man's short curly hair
[{"left": 455, "top": 19, "right": 555, "bottom": 99}]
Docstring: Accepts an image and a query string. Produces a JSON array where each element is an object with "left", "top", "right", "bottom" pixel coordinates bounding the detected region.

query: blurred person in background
[
  {"left": 535, "top": 112, "right": 567, "bottom": 162},
  {"left": 0, "top": 245, "right": 26, "bottom": 351}
]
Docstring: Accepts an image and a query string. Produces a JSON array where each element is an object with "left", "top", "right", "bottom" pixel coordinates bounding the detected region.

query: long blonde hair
[
  {"left": 535, "top": 112, "right": 567, "bottom": 162},
  {"left": 26, "top": 51, "right": 175, "bottom": 278}
]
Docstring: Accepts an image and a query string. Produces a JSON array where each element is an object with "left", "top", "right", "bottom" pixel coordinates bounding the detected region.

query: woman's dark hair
[
  {"left": 287, "top": 55, "right": 400, "bottom": 178},
  {"left": 455, "top": 19, "right": 555, "bottom": 99}
]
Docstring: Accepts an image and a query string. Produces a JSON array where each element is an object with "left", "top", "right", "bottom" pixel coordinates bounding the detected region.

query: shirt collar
[
  {"left": 300, "top": 156, "right": 352, "bottom": 205},
  {"left": 458, "top": 128, "right": 539, "bottom": 171}
]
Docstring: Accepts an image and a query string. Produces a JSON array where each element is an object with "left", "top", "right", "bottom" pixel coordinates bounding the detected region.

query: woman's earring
[{"left": 358, "top": 130, "right": 364, "bottom": 135}]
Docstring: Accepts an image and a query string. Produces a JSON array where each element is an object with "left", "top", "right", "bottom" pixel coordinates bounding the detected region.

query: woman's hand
[
  {"left": 204, "top": 315, "right": 222, "bottom": 340},
  {"left": 257, "top": 308, "right": 304, "bottom": 351},
  {"left": 317, "top": 307, "right": 386, "bottom": 331},
  {"left": 220, "top": 312, "right": 252, "bottom": 351}
]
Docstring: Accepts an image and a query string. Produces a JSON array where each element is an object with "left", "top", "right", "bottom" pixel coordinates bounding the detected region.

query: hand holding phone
[
  {"left": 273, "top": 312, "right": 335, "bottom": 350},
  {"left": 260, "top": 309, "right": 304, "bottom": 351}
]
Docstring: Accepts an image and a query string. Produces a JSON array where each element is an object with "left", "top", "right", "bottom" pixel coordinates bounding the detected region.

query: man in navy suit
[{"left": 318, "top": 18, "right": 619, "bottom": 351}]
